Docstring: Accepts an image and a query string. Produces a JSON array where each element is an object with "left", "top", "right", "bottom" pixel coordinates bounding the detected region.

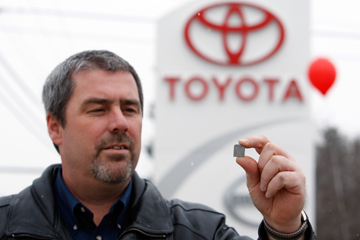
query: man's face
[{"left": 50, "top": 69, "right": 142, "bottom": 185}]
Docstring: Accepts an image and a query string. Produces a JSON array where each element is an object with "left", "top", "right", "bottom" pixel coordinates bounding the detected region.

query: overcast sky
[{"left": 0, "top": 0, "right": 360, "bottom": 195}]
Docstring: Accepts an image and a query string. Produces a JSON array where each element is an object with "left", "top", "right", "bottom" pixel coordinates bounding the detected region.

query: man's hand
[{"left": 236, "top": 135, "right": 306, "bottom": 234}]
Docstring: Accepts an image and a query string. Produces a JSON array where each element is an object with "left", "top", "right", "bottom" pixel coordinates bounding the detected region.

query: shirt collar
[{"left": 54, "top": 167, "right": 132, "bottom": 235}]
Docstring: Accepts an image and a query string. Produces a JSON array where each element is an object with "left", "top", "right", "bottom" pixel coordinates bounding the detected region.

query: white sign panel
[{"left": 155, "top": 0, "right": 313, "bottom": 238}]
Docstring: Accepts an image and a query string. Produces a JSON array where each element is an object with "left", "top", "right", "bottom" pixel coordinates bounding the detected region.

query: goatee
[{"left": 90, "top": 133, "right": 135, "bottom": 184}]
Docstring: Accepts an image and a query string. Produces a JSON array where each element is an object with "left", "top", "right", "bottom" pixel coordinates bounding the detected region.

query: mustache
[{"left": 96, "top": 133, "right": 135, "bottom": 151}]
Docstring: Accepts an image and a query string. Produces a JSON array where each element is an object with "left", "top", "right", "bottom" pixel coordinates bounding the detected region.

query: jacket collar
[
  {"left": 6, "top": 164, "right": 173, "bottom": 238},
  {"left": 127, "top": 172, "right": 174, "bottom": 235},
  {"left": 6, "top": 164, "right": 71, "bottom": 239}
]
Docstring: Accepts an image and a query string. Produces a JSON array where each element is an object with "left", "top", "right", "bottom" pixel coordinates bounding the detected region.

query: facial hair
[{"left": 90, "top": 133, "right": 135, "bottom": 184}]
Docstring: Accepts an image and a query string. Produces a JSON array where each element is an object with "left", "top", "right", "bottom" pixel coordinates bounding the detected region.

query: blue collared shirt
[{"left": 54, "top": 168, "right": 132, "bottom": 240}]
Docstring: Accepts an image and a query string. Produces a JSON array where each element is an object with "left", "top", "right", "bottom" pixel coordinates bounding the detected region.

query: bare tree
[{"left": 316, "top": 128, "right": 360, "bottom": 239}]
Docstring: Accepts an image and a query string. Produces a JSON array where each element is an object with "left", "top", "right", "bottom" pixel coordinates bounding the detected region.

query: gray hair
[{"left": 42, "top": 50, "right": 144, "bottom": 127}]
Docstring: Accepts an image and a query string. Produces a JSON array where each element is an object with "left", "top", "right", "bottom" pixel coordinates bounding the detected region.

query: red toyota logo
[{"left": 184, "top": 2, "right": 285, "bottom": 66}]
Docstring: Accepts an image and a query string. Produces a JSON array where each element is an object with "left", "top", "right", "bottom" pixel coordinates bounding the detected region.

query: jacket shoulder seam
[
  {"left": 0, "top": 195, "right": 15, "bottom": 207},
  {"left": 170, "top": 201, "right": 223, "bottom": 215}
]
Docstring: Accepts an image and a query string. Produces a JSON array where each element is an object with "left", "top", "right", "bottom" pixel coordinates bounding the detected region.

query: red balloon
[{"left": 308, "top": 58, "right": 336, "bottom": 95}]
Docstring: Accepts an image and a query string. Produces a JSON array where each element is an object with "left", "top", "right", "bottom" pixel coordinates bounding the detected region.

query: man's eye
[
  {"left": 124, "top": 107, "right": 137, "bottom": 114},
  {"left": 91, "top": 108, "right": 105, "bottom": 113}
]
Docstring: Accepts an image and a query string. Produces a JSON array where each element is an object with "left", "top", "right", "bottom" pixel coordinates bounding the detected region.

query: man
[{"left": 0, "top": 50, "right": 316, "bottom": 239}]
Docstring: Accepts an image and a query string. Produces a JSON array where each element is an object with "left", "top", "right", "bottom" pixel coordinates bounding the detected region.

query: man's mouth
[
  {"left": 107, "top": 146, "right": 126, "bottom": 150},
  {"left": 105, "top": 144, "right": 129, "bottom": 151},
  {"left": 96, "top": 133, "right": 134, "bottom": 154}
]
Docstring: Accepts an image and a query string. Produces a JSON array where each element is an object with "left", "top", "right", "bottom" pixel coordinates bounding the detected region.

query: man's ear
[{"left": 46, "top": 114, "right": 63, "bottom": 146}]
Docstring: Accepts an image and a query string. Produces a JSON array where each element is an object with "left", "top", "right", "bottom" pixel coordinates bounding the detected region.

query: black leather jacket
[{"left": 0, "top": 164, "right": 316, "bottom": 240}]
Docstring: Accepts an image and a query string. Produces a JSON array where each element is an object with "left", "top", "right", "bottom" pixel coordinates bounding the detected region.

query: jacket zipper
[
  {"left": 12, "top": 229, "right": 165, "bottom": 239},
  {"left": 11, "top": 234, "right": 56, "bottom": 240},
  {"left": 118, "top": 228, "right": 167, "bottom": 239}
]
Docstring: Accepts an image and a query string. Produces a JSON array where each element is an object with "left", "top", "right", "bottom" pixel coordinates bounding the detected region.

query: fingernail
[
  {"left": 260, "top": 183, "right": 266, "bottom": 192},
  {"left": 265, "top": 192, "right": 271, "bottom": 199},
  {"left": 239, "top": 138, "right": 249, "bottom": 145}
]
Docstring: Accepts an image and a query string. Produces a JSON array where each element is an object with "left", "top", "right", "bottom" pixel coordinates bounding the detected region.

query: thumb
[{"left": 236, "top": 156, "right": 260, "bottom": 189}]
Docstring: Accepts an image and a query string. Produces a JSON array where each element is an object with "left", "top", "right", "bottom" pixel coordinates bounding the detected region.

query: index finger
[{"left": 238, "top": 135, "right": 271, "bottom": 154}]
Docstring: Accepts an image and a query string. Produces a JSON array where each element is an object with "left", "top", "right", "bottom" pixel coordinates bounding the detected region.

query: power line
[
  {"left": 312, "top": 29, "right": 360, "bottom": 40},
  {"left": 0, "top": 166, "right": 45, "bottom": 174},
  {"left": 0, "top": 7, "right": 156, "bottom": 23},
  {"left": 0, "top": 25, "right": 154, "bottom": 44}
]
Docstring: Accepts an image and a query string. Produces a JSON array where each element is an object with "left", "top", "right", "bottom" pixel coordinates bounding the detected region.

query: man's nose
[{"left": 108, "top": 108, "right": 129, "bottom": 133}]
